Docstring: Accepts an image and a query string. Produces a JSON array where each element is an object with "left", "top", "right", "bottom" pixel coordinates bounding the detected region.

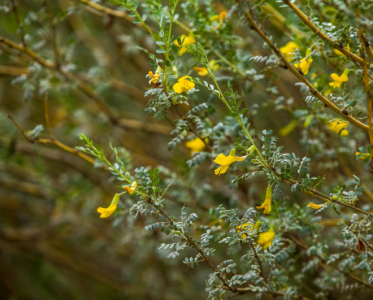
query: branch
[
  {"left": 249, "top": 241, "right": 268, "bottom": 284},
  {"left": 7, "top": 112, "right": 110, "bottom": 171},
  {"left": 273, "top": 167, "right": 372, "bottom": 216},
  {"left": 242, "top": 7, "right": 370, "bottom": 133},
  {"left": 359, "top": 26, "right": 373, "bottom": 172},
  {"left": 0, "top": 36, "right": 171, "bottom": 135},
  {"left": 282, "top": 0, "right": 365, "bottom": 66}
]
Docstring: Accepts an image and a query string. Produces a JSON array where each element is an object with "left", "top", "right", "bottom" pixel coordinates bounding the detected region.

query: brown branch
[
  {"left": 282, "top": 0, "right": 365, "bottom": 65},
  {"left": 0, "top": 36, "right": 171, "bottom": 135},
  {"left": 7, "top": 111, "right": 110, "bottom": 171},
  {"left": 242, "top": 8, "right": 370, "bottom": 133},
  {"left": 0, "top": 65, "right": 29, "bottom": 76},
  {"left": 172, "top": 104, "right": 213, "bottom": 152},
  {"left": 74, "top": 0, "right": 136, "bottom": 24},
  {"left": 359, "top": 27, "right": 373, "bottom": 172}
]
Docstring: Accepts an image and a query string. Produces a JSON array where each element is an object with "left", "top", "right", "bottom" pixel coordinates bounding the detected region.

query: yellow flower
[
  {"left": 210, "top": 11, "right": 227, "bottom": 29},
  {"left": 294, "top": 56, "right": 313, "bottom": 75},
  {"left": 256, "top": 186, "right": 272, "bottom": 214},
  {"left": 334, "top": 44, "right": 350, "bottom": 57},
  {"left": 280, "top": 41, "right": 300, "bottom": 61},
  {"left": 97, "top": 193, "right": 121, "bottom": 218},
  {"left": 307, "top": 202, "right": 324, "bottom": 210},
  {"left": 324, "top": 88, "right": 332, "bottom": 96},
  {"left": 123, "top": 181, "right": 137, "bottom": 194},
  {"left": 329, "top": 73, "right": 348, "bottom": 88},
  {"left": 236, "top": 221, "right": 261, "bottom": 239},
  {"left": 174, "top": 34, "right": 196, "bottom": 56},
  {"left": 173, "top": 76, "right": 195, "bottom": 93},
  {"left": 258, "top": 225, "right": 275, "bottom": 249},
  {"left": 193, "top": 60, "right": 220, "bottom": 76},
  {"left": 148, "top": 71, "right": 160, "bottom": 85},
  {"left": 236, "top": 222, "right": 254, "bottom": 239},
  {"left": 210, "top": 11, "right": 227, "bottom": 21},
  {"left": 185, "top": 137, "right": 208, "bottom": 154},
  {"left": 328, "top": 119, "right": 349, "bottom": 136},
  {"left": 193, "top": 67, "right": 208, "bottom": 76},
  {"left": 356, "top": 152, "right": 371, "bottom": 160},
  {"left": 214, "top": 149, "right": 246, "bottom": 175}
]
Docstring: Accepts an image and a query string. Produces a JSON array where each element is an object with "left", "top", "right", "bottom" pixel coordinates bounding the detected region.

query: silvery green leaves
[
  {"left": 192, "top": 76, "right": 221, "bottom": 98},
  {"left": 185, "top": 43, "right": 209, "bottom": 69}
]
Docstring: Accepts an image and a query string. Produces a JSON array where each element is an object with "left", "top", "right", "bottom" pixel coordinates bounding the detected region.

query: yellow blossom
[
  {"left": 334, "top": 44, "right": 350, "bottom": 57},
  {"left": 193, "top": 60, "right": 220, "bottom": 76},
  {"left": 329, "top": 72, "right": 349, "bottom": 88},
  {"left": 210, "top": 11, "right": 227, "bottom": 29},
  {"left": 328, "top": 120, "right": 349, "bottom": 136},
  {"left": 214, "top": 149, "right": 246, "bottom": 175},
  {"left": 256, "top": 186, "right": 272, "bottom": 214},
  {"left": 123, "top": 181, "right": 137, "bottom": 195},
  {"left": 210, "top": 11, "right": 227, "bottom": 21},
  {"left": 280, "top": 41, "right": 300, "bottom": 61},
  {"left": 148, "top": 71, "right": 160, "bottom": 85},
  {"left": 307, "top": 202, "right": 324, "bottom": 210},
  {"left": 258, "top": 225, "right": 275, "bottom": 249},
  {"left": 324, "top": 88, "right": 332, "bottom": 96},
  {"left": 193, "top": 67, "right": 208, "bottom": 76},
  {"left": 185, "top": 137, "right": 208, "bottom": 154},
  {"left": 97, "top": 193, "right": 121, "bottom": 218},
  {"left": 356, "top": 152, "right": 371, "bottom": 160},
  {"left": 236, "top": 222, "right": 254, "bottom": 239},
  {"left": 294, "top": 56, "right": 313, "bottom": 75},
  {"left": 174, "top": 34, "right": 196, "bottom": 56},
  {"left": 236, "top": 221, "right": 261, "bottom": 239},
  {"left": 173, "top": 76, "right": 195, "bottom": 93}
]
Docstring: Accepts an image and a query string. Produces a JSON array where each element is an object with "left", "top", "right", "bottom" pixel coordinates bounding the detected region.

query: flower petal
[
  {"left": 214, "top": 154, "right": 235, "bottom": 165},
  {"left": 234, "top": 156, "right": 247, "bottom": 162}
]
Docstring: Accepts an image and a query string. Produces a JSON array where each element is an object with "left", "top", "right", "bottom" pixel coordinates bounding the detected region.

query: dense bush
[{"left": 1, "top": 0, "right": 373, "bottom": 299}]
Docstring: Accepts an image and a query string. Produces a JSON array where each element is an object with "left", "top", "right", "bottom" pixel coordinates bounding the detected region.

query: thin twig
[{"left": 249, "top": 241, "right": 268, "bottom": 284}]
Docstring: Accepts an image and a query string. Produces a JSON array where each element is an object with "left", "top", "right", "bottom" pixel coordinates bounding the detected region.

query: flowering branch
[{"left": 242, "top": 6, "right": 370, "bottom": 133}]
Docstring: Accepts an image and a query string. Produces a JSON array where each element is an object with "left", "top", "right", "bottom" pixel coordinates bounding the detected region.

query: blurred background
[{"left": 1, "top": 0, "right": 373, "bottom": 299}]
